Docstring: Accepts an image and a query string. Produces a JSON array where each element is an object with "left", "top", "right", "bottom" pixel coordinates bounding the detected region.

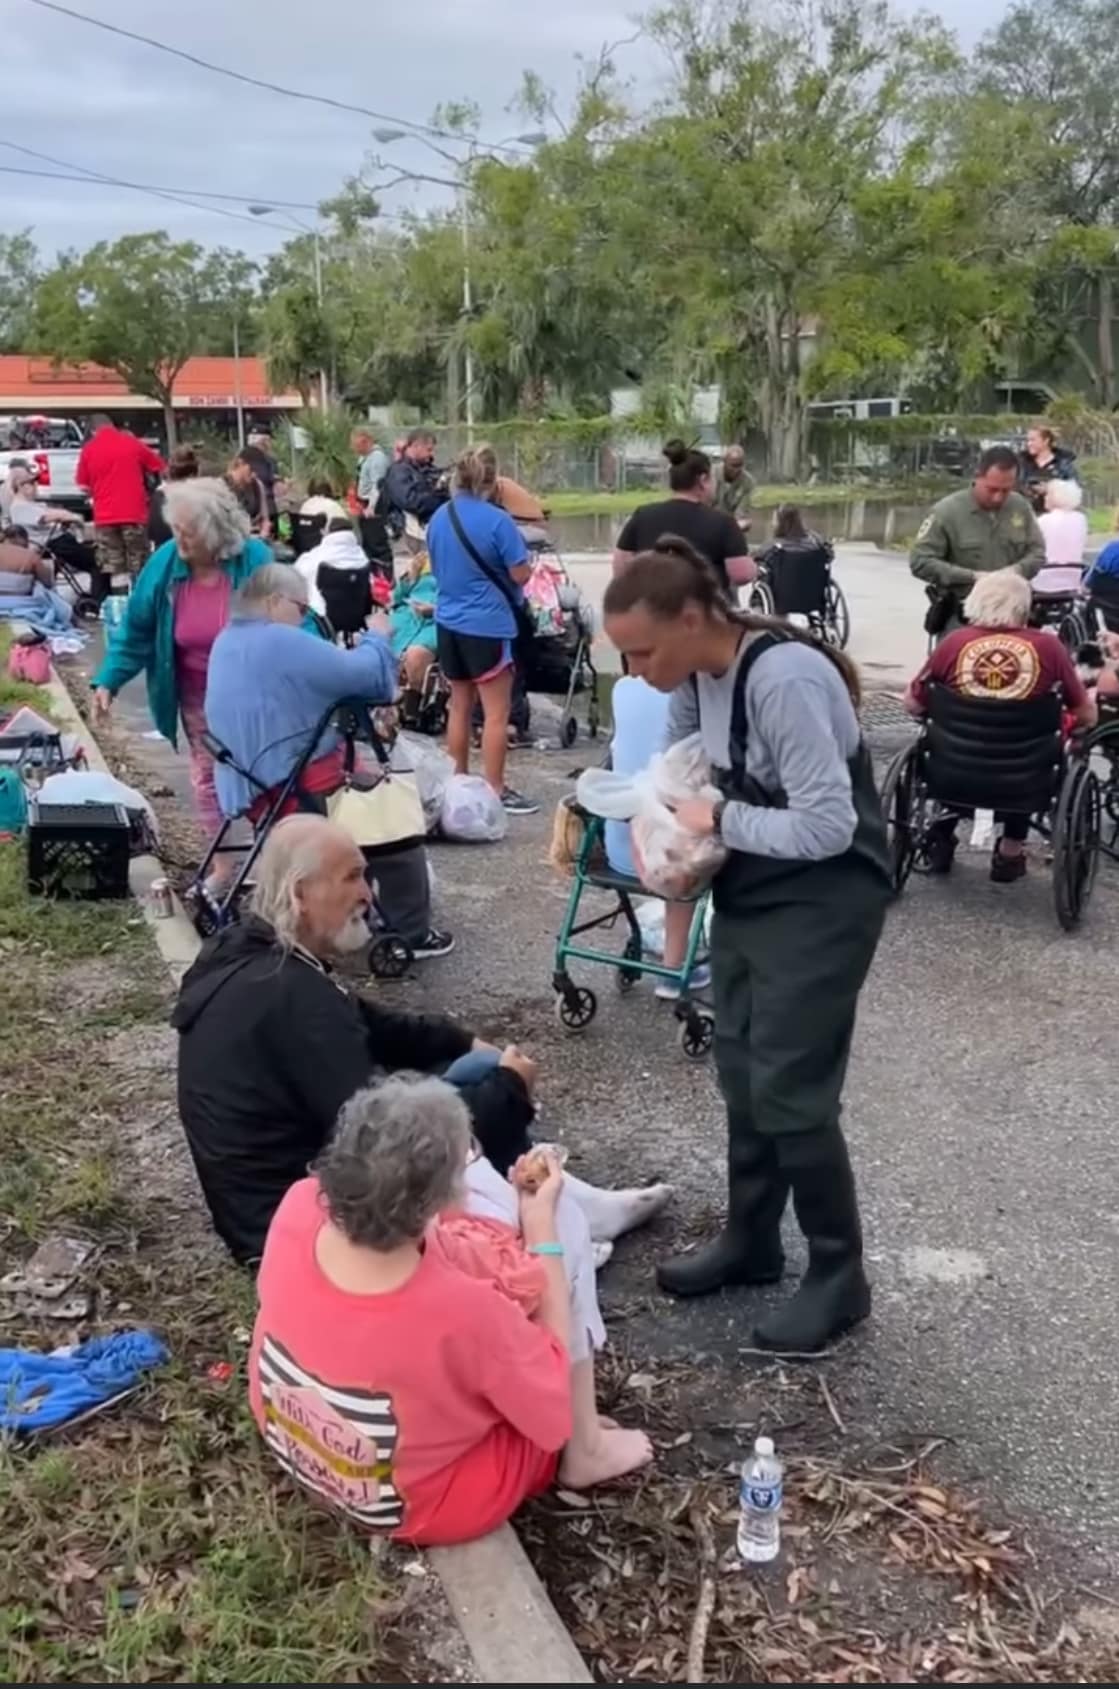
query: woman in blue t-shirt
[{"left": 426, "top": 448, "right": 538, "bottom": 816}]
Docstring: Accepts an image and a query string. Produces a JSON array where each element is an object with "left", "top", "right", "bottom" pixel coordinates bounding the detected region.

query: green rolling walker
[{"left": 552, "top": 808, "right": 716, "bottom": 1060}]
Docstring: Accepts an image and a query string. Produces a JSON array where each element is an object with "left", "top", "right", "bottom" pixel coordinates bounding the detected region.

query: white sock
[{"left": 563, "top": 1173, "right": 674, "bottom": 1243}]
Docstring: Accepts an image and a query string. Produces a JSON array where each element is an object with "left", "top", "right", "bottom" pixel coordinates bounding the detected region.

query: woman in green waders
[{"left": 604, "top": 538, "right": 891, "bottom": 1352}]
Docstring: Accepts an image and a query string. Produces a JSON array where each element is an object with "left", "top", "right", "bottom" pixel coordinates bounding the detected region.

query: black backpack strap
[
  {"left": 446, "top": 500, "right": 519, "bottom": 614},
  {"left": 726, "top": 629, "right": 793, "bottom": 793}
]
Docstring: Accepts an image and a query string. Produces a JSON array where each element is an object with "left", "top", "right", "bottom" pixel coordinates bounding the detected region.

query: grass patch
[
  {"left": 0, "top": 846, "right": 420, "bottom": 1683},
  {"left": 544, "top": 481, "right": 941, "bottom": 518}
]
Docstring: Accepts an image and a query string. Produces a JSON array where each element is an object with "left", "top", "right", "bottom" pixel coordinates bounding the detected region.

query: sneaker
[
  {"left": 501, "top": 786, "right": 540, "bottom": 816},
  {"left": 990, "top": 850, "right": 1027, "bottom": 884},
  {"left": 411, "top": 928, "right": 456, "bottom": 959},
  {"left": 655, "top": 962, "right": 713, "bottom": 1001}
]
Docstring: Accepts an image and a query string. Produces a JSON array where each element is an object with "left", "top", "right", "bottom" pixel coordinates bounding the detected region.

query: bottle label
[{"left": 742, "top": 1479, "right": 782, "bottom": 1513}]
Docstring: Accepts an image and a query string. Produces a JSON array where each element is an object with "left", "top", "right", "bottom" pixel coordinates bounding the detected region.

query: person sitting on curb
[
  {"left": 174, "top": 814, "right": 671, "bottom": 1266},
  {"left": 251, "top": 1076, "right": 653, "bottom": 1545}
]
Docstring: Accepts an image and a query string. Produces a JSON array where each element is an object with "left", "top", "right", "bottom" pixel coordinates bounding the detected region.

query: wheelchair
[
  {"left": 551, "top": 808, "right": 715, "bottom": 1060},
  {"left": 185, "top": 696, "right": 414, "bottom": 978},
  {"left": 879, "top": 683, "right": 1102, "bottom": 931},
  {"left": 746, "top": 549, "right": 850, "bottom": 649},
  {"left": 1030, "top": 588, "right": 1090, "bottom": 653}
]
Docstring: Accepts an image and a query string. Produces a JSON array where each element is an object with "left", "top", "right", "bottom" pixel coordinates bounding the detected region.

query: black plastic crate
[{"left": 27, "top": 801, "right": 131, "bottom": 901}]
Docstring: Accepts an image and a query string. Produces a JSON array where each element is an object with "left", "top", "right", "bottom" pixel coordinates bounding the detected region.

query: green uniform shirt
[
  {"left": 909, "top": 487, "right": 1045, "bottom": 593},
  {"left": 712, "top": 465, "right": 754, "bottom": 519}
]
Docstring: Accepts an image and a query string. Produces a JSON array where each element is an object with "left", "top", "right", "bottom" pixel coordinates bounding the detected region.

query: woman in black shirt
[{"left": 612, "top": 441, "right": 755, "bottom": 594}]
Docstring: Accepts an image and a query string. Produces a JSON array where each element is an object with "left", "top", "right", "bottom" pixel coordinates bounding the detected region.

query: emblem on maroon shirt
[{"left": 955, "top": 634, "right": 1041, "bottom": 701}]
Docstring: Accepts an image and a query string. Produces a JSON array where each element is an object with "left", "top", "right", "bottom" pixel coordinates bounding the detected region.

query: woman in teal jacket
[
  {"left": 93, "top": 476, "right": 271, "bottom": 850},
  {"left": 390, "top": 549, "right": 438, "bottom": 708}
]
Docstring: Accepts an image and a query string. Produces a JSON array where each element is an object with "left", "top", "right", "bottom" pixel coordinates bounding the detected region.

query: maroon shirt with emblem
[{"left": 910, "top": 624, "right": 1087, "bottom": 714}]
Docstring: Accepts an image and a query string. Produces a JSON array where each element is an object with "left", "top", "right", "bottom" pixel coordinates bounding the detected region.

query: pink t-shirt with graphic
[
  {"left": 249, "top": 1178, "right": 571, "bottom": 1546},
  {"left": 173, "top": 573, "right": 231, "bottom": 710}
]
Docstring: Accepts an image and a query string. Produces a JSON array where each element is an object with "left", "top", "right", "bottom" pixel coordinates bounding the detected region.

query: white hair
[
  {"left": 165, "top": 477, "right": 251, "bottom": 561},
  {"left": 964, "top": 568, "right": 1032, "bottom": 629},
  {"left": 250, "top": 815, "right": 334, "bottom": 949},
  {"left": 1046, "top": 478, "right": 1083, "bottom": 511},
  {"left": 233, "top": 562, "right": 308, "bottom": 619}
]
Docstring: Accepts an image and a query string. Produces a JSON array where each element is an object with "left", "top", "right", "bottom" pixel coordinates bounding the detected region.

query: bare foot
[
  {"left": 559, "top": 1426, "right": 653, "bottom": 1488},
  {"left": 592, "top": 1240, "right": 614, "bottom": 1271},
  {"left": 598, "top": 1414, "right": 619, "bottom": 1430}
]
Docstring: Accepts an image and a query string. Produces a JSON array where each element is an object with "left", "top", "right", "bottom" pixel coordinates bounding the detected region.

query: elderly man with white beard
[{"left": 174, "top": 815, "right": 671, "bottom": 1265}]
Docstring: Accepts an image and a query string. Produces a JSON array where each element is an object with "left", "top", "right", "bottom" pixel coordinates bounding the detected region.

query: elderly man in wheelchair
[{"left": 884, "top": 570, "right": 1101, "bottom": 928}]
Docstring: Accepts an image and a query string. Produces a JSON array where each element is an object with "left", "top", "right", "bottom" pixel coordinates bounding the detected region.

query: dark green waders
[{"left": 657, "top": 633, "right": 892, "bottom": 1352}]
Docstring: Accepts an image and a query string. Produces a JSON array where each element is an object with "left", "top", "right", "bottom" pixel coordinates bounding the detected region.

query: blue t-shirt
[
  {"left": 427, "top": 495, "right": 526, "bottom": 638},
  {"left": 604, "top": 676, "right": 672, "bottom": 878},
  {"left": 1089, "top": 538, "right": 1119, "bottom": 580}
]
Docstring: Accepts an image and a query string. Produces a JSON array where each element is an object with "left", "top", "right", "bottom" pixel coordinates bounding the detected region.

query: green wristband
[{"left": 528, "top": 1241, "right": 564, "bottom": 1257}]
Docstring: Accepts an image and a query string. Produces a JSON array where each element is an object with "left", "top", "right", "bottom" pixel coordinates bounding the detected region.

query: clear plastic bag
[
  {"left": 393, "top": 733, "right": 455, "bottom": 834},
  {"left": 575, "top": 733, "right": 727, "bottom": 899},
  {"left": 440, "top": 774, "right": 508, "bottom": 843}
]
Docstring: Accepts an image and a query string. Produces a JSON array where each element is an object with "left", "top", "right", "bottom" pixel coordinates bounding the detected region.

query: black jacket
[
  {"left": 1019, "top": 446, "right": 1077, "bottom": 511},
  {"left": 172, "top": 917, "right": 533, "bottom": 1263},
  {"left": 380, "top": 458, "right": 448, "bottom": 527}
]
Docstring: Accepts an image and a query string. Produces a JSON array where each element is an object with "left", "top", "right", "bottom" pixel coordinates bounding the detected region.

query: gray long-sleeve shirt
[{"left": 667, "top": 637, "right": 859, "bottom": 861}]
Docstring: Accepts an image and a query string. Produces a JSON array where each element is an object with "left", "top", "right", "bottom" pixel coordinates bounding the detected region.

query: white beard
[{"left": 331, "top": 911, "right": 371, "bottom": 955}]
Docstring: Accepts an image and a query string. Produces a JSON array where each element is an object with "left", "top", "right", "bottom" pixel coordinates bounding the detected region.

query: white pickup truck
[{"left": 0, "top": 415, "right": 89, "bottom": 514}]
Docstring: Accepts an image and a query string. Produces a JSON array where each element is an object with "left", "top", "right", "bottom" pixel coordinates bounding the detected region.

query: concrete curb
[{"left": 39, "top": 658, "right": 592, "bottom": 1687}]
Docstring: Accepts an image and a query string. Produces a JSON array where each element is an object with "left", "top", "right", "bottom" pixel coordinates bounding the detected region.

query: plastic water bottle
[{"left": 737, "top": 1435, "right": 783, "bottom": 1563}]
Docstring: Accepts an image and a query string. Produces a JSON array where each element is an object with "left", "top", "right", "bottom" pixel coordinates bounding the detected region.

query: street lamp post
[
  {"left": 370, "top": 129, "right": 547, "bottom": 441},
  {"left": 249, "top": 205, "right": 329, "bottom": 413}
]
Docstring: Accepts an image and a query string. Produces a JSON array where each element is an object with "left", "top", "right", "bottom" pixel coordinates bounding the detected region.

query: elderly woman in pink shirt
[{"left": 1035, "top": 479, "right": 1088, "bottom": 598}]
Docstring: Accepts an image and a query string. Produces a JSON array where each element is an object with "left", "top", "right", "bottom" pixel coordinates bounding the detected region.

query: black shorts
[{"left": 436, "top": 626, "right": 513, "bottom": 683}]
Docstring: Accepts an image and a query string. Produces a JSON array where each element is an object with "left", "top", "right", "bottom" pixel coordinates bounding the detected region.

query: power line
[
  {"left": 23, "top": 0, "right": 483, "bottom": 146},
  {"left": 0, "top": 144, "right": 418, "bottom": 232}
]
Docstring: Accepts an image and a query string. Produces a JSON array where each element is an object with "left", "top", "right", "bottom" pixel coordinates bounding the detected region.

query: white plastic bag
[
  {"left": 394, "top": 733, "right": 455, "bottom": 834},
  {"left": 576, "top": 733, "right": 727, "bottom": 899},
  {"left": 37, "top": 769, "right": 158, "bottom": 839},
  {"left": 440, "top": 774, "right": 508, "bottom": 843}
]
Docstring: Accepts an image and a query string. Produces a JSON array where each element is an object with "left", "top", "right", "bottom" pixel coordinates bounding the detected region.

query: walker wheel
[
  {"left": 369, "top": 934, "right": 412, "bottom": 979},
  {"left": 555, "top": 985, "right": 597, "bottom": 1032},
  {"left": 679, "top": 1012, "right": 715, "bottom": 1060},
  {"left": 560, "top": 713, "right": 579, "bottom": 749}
]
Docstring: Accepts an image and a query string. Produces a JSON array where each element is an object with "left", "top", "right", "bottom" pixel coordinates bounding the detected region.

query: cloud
[{"left": 5, "top": 0, "right": 1002, "bottom": 258}]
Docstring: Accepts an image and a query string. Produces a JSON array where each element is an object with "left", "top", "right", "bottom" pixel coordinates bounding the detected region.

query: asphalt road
[{"left": 85, "top": 544, "right": 1119, "bottom": 1577}]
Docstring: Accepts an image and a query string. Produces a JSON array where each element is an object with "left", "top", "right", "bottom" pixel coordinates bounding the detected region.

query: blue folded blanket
[{"left": 0, "top": 1330, "right": 168, "bottom": 1433}]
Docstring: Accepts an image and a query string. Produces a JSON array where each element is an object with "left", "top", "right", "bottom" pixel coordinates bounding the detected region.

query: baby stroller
[
  {"left": 520, "top": 528, "right": 600, "bottom": 747},
  {"left": 185, "top": 696, "right": 414, "bottom": 979}
]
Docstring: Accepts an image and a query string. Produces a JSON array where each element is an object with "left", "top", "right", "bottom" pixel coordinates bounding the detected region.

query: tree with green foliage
[
  {"left": 0, "top": 232, "right": 41, "bottom": 353},
  {"left": 32, "top": 233, "right": 232, "bottom": 445}
]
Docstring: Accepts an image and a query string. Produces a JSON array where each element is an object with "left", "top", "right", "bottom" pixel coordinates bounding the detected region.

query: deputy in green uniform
[
  {"left": 910, "top": 444, "right": 1044, "bottom": 636},
  {"left": 711, "top": 445, "right": 754, "bottom": 526},
  {"left": 604, "top": 537, "right": 891, "bottom": 1354}
]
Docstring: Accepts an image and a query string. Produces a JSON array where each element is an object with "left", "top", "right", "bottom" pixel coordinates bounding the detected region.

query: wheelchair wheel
[
  {"left": 615, "top": 933, "right": 643, "bottom": 993},
  {"left": 825, "top": 580, "right": 851, "bottom": 649},
  {"left": 555, "top": 985, "right": 597, "bottom": 1032},
  {"left": 746, "top": 580, "right": 774, "bottom": 616},
  {"left": 879, "top": 744, "right": 920, "bottom": 891},
  {"left": 678, "top": 1010, "right": 715, "bottom": 1060},
  {"left": 1057, "top": 604, "right": 1089, "bottom": 654},
  {"left": 1052, "top": 760, "right": 1101, "bottom": 931},
  {"left": 369, "top": 933, "right": 413, "bottom": 979}
]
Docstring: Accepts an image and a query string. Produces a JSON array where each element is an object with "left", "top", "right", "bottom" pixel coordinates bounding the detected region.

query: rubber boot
[
  {"left": 657, "top": 1124, "right": 788, "bottom": 1297},
  {"left": 753, "top": 1129, "right": 870, "bottom": 1352}
]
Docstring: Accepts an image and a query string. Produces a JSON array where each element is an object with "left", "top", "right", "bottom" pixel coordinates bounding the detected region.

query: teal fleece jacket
[{"left": 91, "top": 537, "right": 272, "bottom": 746}]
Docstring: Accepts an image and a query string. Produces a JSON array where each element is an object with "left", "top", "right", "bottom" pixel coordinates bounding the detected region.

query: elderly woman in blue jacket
[
  {"left": 205, "top": 563, "right": 453, "bottom": 960},
  {"left": 92, "top": 477, "right": 271, "bottom": 847}
]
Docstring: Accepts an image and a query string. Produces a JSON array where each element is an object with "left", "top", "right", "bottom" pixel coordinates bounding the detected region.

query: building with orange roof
[{"left": 0, "top": 355, "right": 302, "bottom": 424}]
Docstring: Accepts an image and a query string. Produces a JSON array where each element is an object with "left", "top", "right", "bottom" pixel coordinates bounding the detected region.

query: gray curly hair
[
  {"left": 315, "top": 1076, "right": 471, "bottom": 1250},
  {"left": 165, "top": 476, "right": 251, "bottom": 561}
]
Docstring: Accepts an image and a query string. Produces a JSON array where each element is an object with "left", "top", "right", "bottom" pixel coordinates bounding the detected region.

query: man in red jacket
[{"left": 76, "top": 413, "right": 164, "bottom": 580}]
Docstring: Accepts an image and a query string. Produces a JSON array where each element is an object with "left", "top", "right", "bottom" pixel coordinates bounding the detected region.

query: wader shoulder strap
[{"left": 726, "top": 629, "right": 793, "bottom": 801}]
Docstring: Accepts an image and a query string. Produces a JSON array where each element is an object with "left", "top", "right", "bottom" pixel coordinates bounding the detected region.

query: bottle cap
[{"left": 755, "top": 1435, "right": 775, "bottom": 1457}]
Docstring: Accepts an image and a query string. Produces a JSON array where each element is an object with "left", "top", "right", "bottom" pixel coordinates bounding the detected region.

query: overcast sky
[{"left": 5, "top": 0, "right": 1001, "bottom": 262}]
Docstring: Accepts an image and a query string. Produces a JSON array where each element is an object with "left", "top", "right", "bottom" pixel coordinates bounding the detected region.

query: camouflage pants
[{"left": 94, "top": 523, "right": 148, "bottom": 579}]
